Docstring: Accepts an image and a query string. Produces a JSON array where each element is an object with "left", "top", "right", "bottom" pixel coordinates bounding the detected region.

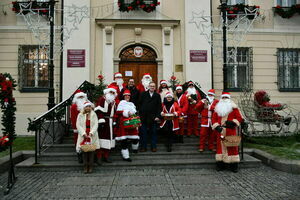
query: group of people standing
[{"left": 70, "top": 72, "right": 244, "bottom": 173}]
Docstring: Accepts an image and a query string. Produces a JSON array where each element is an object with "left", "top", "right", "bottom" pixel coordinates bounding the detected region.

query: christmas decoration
[
  {"left": 0, "top": 73, "right": 17, "bottom": 152},
  {"left": 224, "top": 4, "right": 260, "bottom": 20},
  {"left": 118, "top": 0, "right": 160, "bottom": 13},
  {"left": 80, "top": 74, "right": 107, "bottom": 102},
  {"left": 274, "top": 4, "right": 300, "bottom": 19},
  {"left": 168, "top": 75, "right": 180, "bottom": 92},
  {"left": 12, "top": 1, "right": 50, "bottom": 17}
]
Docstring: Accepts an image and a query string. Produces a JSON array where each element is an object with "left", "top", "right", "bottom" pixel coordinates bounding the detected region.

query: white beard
[
  {"left": 215, "top": 99, "right": 233, "bottom": 117},
  {"left": 142, "top": 78, "right": 152, "bottom": 89},
  {"left": 207, "top": 96, "right": 214, "bottom": 104},
  {"left": 105, "top": 93, "right": 115, "bottom": 104},
  {"left": 187, "top": 87, "right": 197, "bottom": 95},
  {"left": 74, "top": 98, "right": 87, "bottom": 111},
  {"left": 116, "top": 79, "right": 124, "bottom": 88}
]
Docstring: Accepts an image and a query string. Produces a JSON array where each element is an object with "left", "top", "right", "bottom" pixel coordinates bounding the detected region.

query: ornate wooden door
[{"left": 119, "top": 45, "right": 158, "bottom": 85}]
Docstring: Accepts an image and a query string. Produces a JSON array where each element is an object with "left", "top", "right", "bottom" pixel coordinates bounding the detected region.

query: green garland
[
  {"left": 274, "top": 4, "right": 300, "bottom": 18},
  {"left": 0, "top": 73, "right": 17, "bottom": 152},
  {"left": 118, "top": 0, "right": 160, "bottom": 13},
  {"left": 80, "top": 74, "right": 107, "bottom": 103}
]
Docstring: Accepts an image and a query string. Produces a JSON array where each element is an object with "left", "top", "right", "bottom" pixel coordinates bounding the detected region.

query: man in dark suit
[
  {"left": 139, "top": 82, "right": 162, "bottom": 152},
  {"left": 119, "top": 79, "right": 140, "bottom": 107}
]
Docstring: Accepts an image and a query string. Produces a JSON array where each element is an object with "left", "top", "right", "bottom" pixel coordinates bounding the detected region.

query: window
[
  {"left": 276, "top": 0, "right": 298, "bottom": 7},
  {"left": 18, "top": 45, "right": 49, "bottom": 92},
  {"left": 228, "top": 0, "right": 246, "bottom": 5},
  {"left": 277, "top": 49, "right": 300, "bottom": 91},
  {"left": 226, "top": 47, "right": 253, "bottom": 91}
]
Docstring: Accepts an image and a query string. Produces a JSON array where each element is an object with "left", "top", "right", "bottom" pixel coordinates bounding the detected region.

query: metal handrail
[{"left": 28, "top": 80, "right": 95, "bottom": 164}]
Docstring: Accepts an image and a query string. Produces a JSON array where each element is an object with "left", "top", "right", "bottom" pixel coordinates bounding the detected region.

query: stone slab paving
[{"left": 0, "top": 166, "right": 299, "bottom": 200}]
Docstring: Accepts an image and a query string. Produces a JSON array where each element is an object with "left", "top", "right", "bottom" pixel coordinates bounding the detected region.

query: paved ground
[{"left": 0, "top": 166, "right": 299, "bottom": 200}]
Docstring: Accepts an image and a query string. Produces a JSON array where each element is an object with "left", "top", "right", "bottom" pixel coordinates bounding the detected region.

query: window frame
[
  {"left": 277, "top": 48, "right": 300, "bottom": 92},
  {"left": 225, "top": 47, "right": 253, "bottom": 92},
  {"left": 275, "top": 0, "right": 299, "bottom": 7},
  {"left": 18, "top": 45, "right": 49, "bottom": 93}
]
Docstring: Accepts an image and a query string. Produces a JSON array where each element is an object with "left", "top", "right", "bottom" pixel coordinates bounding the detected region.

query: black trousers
[{"left": 83, "top": 152, "right": 94, "bottom": 169}]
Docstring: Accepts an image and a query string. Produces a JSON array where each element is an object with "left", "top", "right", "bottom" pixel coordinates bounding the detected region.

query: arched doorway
[{"left": 119, "top": 45, "right": 158, "bottom": 85}]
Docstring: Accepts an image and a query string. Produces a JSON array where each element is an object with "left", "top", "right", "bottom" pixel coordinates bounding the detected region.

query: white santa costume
[
  {"left": 108, "top": 72, "right": 126, "bottom": 96},
  {"left": 137, "top": 73, "right": 152, "bottom": 93}
]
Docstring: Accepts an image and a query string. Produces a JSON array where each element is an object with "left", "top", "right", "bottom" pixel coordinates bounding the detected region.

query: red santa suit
[
  {"left": 212, "top": 92, "right": 243, "bottom": 163},
  {"left": 195, "top": 89, "right": 219, "bottom": 151},
  {"left": 94, "top": 87, "right": 118, "bottom": 160},
  {"left": 184, "top": 82, "right": 201, "bottom": 136},
  {"left": 70, "top": 90, "right": 88, "bottom": 144},
  {"left": 175, "top": 85, "right": 189, "bottom": 135},
  {"left": 160, "top": 101, "right": 182, "bottom": 131}
]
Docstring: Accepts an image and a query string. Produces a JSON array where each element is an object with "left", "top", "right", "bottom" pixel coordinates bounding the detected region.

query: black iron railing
[{"left": 27, "top": 81, "right": 95, "bottom": 164}]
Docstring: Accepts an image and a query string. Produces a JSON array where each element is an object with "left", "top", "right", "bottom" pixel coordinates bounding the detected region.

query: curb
[
  {"left": 245, "top": 148, "right": 300, "bottom": 174},
  {"left": 0, "top": 151, "right": 34, "bottom": 174}
]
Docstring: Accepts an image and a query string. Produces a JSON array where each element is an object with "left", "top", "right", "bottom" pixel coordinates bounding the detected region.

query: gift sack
[
  {"left": 223, "top": 135, "right": 241, "bottom": 147},
  {"left": 123, "top": 116, "right": 141, "bottom": 129}
]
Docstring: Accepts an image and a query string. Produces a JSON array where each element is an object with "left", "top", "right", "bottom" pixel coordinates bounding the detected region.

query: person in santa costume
[
  {"left": 158, "top": 80, "right": 173, "bottom": 103},
  {"left": 94, "top": 86, "right": 118, "bottom": 163},
  {"left": 184, "top": 81, "right": 202, "bottom": 136},
  {"left": 116, "top": 90, "right": 140, "bottom": 161},
  {"left": 108, "top": 72, "right": 126, "bottom": 95},
  {"left": 70, "top": 89, "right": 89, "bottom": 163},
  {"left": 195, "top": 89, "right": 219, "bottom": 152},
  {"left": 137, "top": 73, "right": 152, "bottom": 93},
  {"left": 160, "top": 92, "right": 181, "bottom": 152},
  {"left": 174, "top": 85, "right": 188, "bottom": 141},
  {"left": 76, "top": 102, "right": 100, "bottom": 173},
  {"left": 212, "top": 92, "right": 243, "bottom": 173}
]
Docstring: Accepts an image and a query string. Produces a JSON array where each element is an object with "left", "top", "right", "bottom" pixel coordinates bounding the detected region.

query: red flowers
[
  {"left": 276, "top": 5, "right": 281, "bottom": 8},
  {"left": 0, "top": 136, "right": 9, "bottom": 145},
  {"left": 171, "top": 76, "right": 177, "bottom": 81},
  {"left": 98, "top": 74, "right": 104, "bottom": 80}
]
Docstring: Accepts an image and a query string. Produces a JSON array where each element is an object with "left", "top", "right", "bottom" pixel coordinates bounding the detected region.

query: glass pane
[
  {"left": 277, "top": 0, "right": 283, "bottom": 6},
  {"left": 236, "top": 0, "right": 245, "bottom": 4},
  {"left": 38, "top": 63, "right": 48, "bottom": 87},
  {"left": 23, "top": 64, "right": 35, "bottom": 87}
]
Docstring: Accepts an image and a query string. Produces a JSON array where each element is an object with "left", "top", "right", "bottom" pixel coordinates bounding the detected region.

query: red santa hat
[
  {"left": 142, "top": 73, "right": 151, "bottom": 79},
  {"left": 123, "top": 89, "right": 131, "bottom": 96},
  {"left": 72, "top": 89, "right": 87, "bottom": 103},
  {"left": 207, "top": 89, "right": 215, "bottom": 96},
  {"left": 165, "top": 92, "right": 173, "bottom": 98},
  {"left": 221, "top": 91, "right": 231, "bottom": 98},
  {"left": 188, "top": 81, "right": 194, "bottom": 86},
  {"left": 83, "top": 101, "right": 92, "bottom": 108},
  {"left": 175, "top": 85, "right": 182, "bottom": 90},
  {"left": 114, "top": 72, "right": 122, "bottom": 79},
  {"left": 160, "top": 80, "right": 168, "bottom": 85},
  {"left": 103, "top": 85, "right": 118, "bottom": 96}
]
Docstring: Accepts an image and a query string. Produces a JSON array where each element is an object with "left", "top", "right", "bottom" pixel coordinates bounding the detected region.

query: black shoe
[
  {"left": 77, "top": 153, "right": 83, "bottom": 164},
  {"left": 123, "top": 158, "right": 132, "bottom": 162},
  {"left": 132, "top": 150, "right": 138, "bottom": 154},
  {"left": 284, "top": 117, "right": 292, "bottom": 125},
  {"left": 102, "top": 157, "right": 112, "bottom": 163},
  {"left": 95, "top": 158, "right": 102, "bottom": 166},
  {"left": 230, "top": 163, "right": 239, "bottom": 173},
  {"left": 216, "top": 162, "right": 224, "bottom": 171},
  {"left": 167, "top": 145, "right": 172, "bottom": 152}
]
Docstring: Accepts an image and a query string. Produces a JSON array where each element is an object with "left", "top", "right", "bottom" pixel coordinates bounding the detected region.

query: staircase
[{"left": 16, "top": 135, "right": 261, "bottom": 171}]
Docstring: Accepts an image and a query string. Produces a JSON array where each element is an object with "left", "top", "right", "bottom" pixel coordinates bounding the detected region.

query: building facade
[{"left": 0, "top": 0, "right": 299, "bottom": 134}]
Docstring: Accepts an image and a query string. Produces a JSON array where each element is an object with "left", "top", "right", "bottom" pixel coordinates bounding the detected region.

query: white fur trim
[
  {"left": 174, "top": 112, "right": 178, "bottom": 116},
  {"left": 207, "top": 92, "right": 215, "bottom": 96},
  {"left": 104, "top": 88, "right": 117, "bottom": 95},
  {"left": 143, "top": 75, "right": 151, "bottom": 78},
  {"left": 72, "top": 92, "right": 87, "bottom": 103},
  {"left": 176, "top": 86, "right": 182, "bottom": 90},
  {"left": 83, "top": 102, "right": 92, "bottom": 108},
  {"left": 115, "top": 135, "right": 139, "bottom": 141},
  {"left": 221, "top": 94, "right": 231, "bottom": 98},
  {"left": 232, "top": 119, "right": 240, "bottom": 127},
  {"left": 132, "top": 143, "right": 139, "bottom": 150},
  {"left": 165, "top": 93, "right": 173, "bottom": 98},
  {"left": 160, "top": 80, "right": 168, "bottom": 85},
  {"left": 222, "top": 155, "right": 240, "bottom": 163},
  {"left": 73, "top": 129, "right": 78, "bottom": 133},
  {"left": 114, "top": 73, "right": 122, "bottom": 78},
  {"left": 121, "top": 149, "right": 130, "bottom": 159},
  {"left": 98, "top": 118, "right": 105, "bottom": 123},
  {"left": 123, "top": 110, "right": 130, "bottom": 118},
  {"left": 212, "top": 123, "right": 220, "bottom": 130}
]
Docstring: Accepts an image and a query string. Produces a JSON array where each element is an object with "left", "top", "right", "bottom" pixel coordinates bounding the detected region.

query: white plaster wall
[
  {"left": 63, "top": 0, "right": 91, "bottom": 100},
  {"left": 162, "top": 28, "right": 174, "bottom": 79},
  {"left": 185, "top": 0, "right": 212, "bottom": 92}
]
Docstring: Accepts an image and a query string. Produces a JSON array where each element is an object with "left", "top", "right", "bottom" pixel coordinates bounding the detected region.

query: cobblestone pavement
[{"left": 0, "top": 166, "right": 299, "bottom": 200}]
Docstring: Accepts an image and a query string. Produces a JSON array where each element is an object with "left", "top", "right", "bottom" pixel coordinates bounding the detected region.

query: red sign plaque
[
  {"left": 67, "top": 49, "right": 85, "bottom": 67},
  {"left": 190, "top": 50, "right": 207, "bottom": 62}
]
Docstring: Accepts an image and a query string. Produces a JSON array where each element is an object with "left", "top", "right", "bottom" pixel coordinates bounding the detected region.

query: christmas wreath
[
  {"left": 0, "top": 73, "right": 17, "bottom": 152},
  {"left": 274, "top": 4, "right": 300, "bottom": 18},
  {"left": 223, "top": 4, "right": 260, "bottom": 20},
  {"left": 118, "top": 0, "right": 160, "bottom": 13},
  {"left": 12, "top": 1, "right": 50, "bottom": 16}
]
